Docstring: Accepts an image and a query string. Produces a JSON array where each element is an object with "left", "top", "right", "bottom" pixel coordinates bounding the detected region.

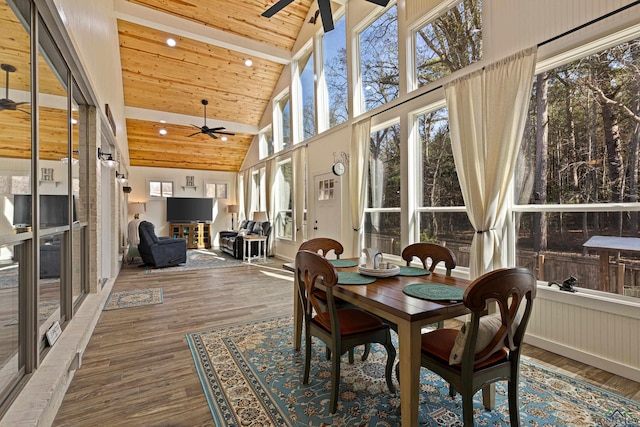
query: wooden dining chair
[
  {"left": 299, "top": 238, "right": 369, "bottom": 362},
  {"left": 401, "top": 242, "right": 457, "bottom": 275},
  {"left": 299, "top": 237, "right": 344, "bottom": 259},
  {"left": 295, "top": 249, "right": 396, "bottom": 414},
  {"left": 419, "top": 267, "right": 537, "bottom": 426},
  {"left": 401, "top": 242, "right": 457, "bottom": 329}
]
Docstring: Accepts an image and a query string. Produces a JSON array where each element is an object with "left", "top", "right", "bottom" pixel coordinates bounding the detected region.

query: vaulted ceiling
[
  {"left": 118, "top": 0, "right": 315, "bottom": 172},
  {"left": 0, "top": 0, "right": 316, "bottom": 171}
]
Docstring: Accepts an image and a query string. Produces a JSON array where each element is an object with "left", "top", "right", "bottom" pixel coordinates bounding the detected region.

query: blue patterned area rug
[
  {"left": 144, "top": 249, "right": 273, "bottom": 273},
  {"left": 103, "top": 288, "right": 163, "bottom": 311},
  {"left": 186, "top": 316, "right": 640, "bottom": 427}
]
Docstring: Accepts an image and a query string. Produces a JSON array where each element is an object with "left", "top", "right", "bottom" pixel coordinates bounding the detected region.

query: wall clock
[{"left": 332, "top": 161, "right": 346, "bottom": 176}]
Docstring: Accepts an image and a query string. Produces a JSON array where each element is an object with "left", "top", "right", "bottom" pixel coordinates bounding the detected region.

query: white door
[{"left": 311, "top": 173, "right": 342, "bottom": 242}]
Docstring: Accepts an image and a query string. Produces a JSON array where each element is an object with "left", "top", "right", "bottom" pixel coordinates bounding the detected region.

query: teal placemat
[
  {"left": 337, "top": 272, "right": 376, "bottom": 285},
  {"left": 330, "top": 259, "right": 359, "bottom": 268},
  {"left": 402, "top": 283, "right": 464, "bottom": 301},
  {"left": 398, "top": 266, "right": 431, "bottom": 276}
]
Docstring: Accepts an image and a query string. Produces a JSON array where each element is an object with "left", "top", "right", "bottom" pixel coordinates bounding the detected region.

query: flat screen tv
[
  {"left": 166, "top": 197, "right": 213, "bottom": 223},
  {"left": 13, "top": 194, "right": 77, "bottom": 227}
]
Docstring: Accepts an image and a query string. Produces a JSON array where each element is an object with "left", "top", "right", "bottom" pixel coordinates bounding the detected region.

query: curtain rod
[
  {"left": 539, "top": 0, "right": 640, "bottom": 47},
  {"left": 370, "top": 1, "right": 640, "bottom": 119}
]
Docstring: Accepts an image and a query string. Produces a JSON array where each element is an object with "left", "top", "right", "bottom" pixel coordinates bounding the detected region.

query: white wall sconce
[
  {"left": 116, "top": 171, "right": 128, "bottom": 184},
  {"left": 98, "top": 147, "right": 118, "bottom": 168}
]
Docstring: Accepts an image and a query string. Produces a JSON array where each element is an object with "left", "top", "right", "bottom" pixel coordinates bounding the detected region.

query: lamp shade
[
  {"left": 253, "top": 211, "right": 268, "bottom": 222},
  {"left": 129, "top": 202, "right": 146, "bottom": 216},
  {"left": 227, "top": 204, "right": 239, "bottom": 214}
]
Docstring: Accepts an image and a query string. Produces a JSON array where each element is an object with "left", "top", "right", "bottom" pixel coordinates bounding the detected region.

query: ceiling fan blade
[
  {"left": 207, "top": 133, "right": 218, "bottom": 140},
  {"left": 365, "top": 0, "right": 391, "bottom": 6},
  {"left": 209, "top": 127, "right": 226, "bottom": 131},
  {"left": 190, "top": 124, "right": 202, "bottom": 129},
  {"left": 187, "top": 131, "right": 202, "bottom": 137},
  {"left": 215, "top": 131, "right": 235, "bottom": 136},
  {"left": 262, "top": 0, "right": 294, "bottom": 17},
  {"left": 318, "top": 0, "right": 334, "bottom": 32}
]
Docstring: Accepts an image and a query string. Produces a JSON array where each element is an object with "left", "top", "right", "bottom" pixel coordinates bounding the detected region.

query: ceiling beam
[
  {"left": 114, "top": 0, "right": 292, "bottom": 65},
  {"left": 124, "top": 106, "right": 259, "bottom": 135}
]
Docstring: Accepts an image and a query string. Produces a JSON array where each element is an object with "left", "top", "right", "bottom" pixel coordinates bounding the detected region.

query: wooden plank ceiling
[
  {"left": 0, "top": 0, "right": 315, "bottom": 171},
  {"left": 121, "top": 0, "right": 314, "bottom": 171}
]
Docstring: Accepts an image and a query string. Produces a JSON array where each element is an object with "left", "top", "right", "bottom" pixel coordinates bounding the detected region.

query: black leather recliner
[{"left": 138, "top": 221, "right": 187, "bottom": 268}]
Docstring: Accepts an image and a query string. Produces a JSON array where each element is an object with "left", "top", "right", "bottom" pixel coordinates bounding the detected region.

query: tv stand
[{"left": 170, "top": 222, "right": 212, "bottom": 249}]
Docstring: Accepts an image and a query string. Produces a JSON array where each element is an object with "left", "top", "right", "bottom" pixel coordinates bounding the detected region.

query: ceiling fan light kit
[
  {"left": 1, "top": 63, "right": 30, "bottom": 113},
  {"left": 189, "top": 99, "right": 235, "bottom": 140},
  {"left": 263, "top": 0, "right": 391, "bottom": 33}
]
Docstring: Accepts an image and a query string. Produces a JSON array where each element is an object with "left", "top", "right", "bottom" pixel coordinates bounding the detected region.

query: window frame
[{"left": 148, "top": 179, "right": 174, "bottom": 198}]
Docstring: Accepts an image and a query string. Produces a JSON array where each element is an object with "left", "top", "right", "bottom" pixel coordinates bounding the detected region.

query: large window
[
  {"left": 414, "top": 0, "right": 482, "bottom": 88},
  {"left": 514, "top": 35, "right": 640, "bottom": 297},
  {"left": 275, "top": 159, "right": 293, "bottom": 240},
  {"left": 366, "top": 121, "right": 401, "bottom": 255},
  {"left": 358, "top": 5, "right": 399, "bottom": 113},
  {"left": 415, "top": 106, "right": 473, "bottom": 261},
  {"left": 322, "top": 14, "right": 347, "bottom": 128}
]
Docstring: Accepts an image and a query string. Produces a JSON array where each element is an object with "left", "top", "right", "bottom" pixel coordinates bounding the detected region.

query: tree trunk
[{"left": 630, "top": 44, "right": 640, "bottom": 236}]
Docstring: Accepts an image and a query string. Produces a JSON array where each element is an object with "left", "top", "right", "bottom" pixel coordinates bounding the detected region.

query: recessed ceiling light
[
  {"left": 221, "top": 136, "right": 228, "bottom": 141},
  {"left": 70, "top": 118, "right": 78, "bottom": 125},
  {"left": 159, "top": 128, "right": 167, "bottom": 135},
  {"left": 166, "top": 38, "right": 176, "bottom": 47},
  {"left": 160, "top": 120, "right": 166, "bottom": 124},
  {"left": 244, "top": 58, "right": 253, "bottom": 67}
]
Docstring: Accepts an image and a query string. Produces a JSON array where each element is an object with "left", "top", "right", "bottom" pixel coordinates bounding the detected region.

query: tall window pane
[
  {"left": 275, "top": 92, "right": 291, "bottom": 151},
  {"left": 416, "top": 107, "right": 473, "bottom": 263},
  {"left": 359, "top": 5, "right": 399, "bottom": 112},
  {"left": 276, "top": 160, "right": 293, "bottom": 239},
  {"left": 415, "top": 0, "right": 482, "bottom": 87},
  {"left": 418, "top": 107, "right": 463, "bottom": 207},
  {"left": 299, "top": 51, "right": 316, "bottom": 139},
  {"left": 366, "top": 123, "right": 400, "bottom": 254},
  {"left": 323, "top": 15, "right": 347, "bottom": 126}
]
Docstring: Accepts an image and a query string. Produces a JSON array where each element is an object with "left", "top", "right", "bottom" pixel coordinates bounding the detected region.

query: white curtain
[
  {"left": 242, "top": 168, "right": 252, "bottom": 222},
  {"left": 349, "top": 117, "right": 371, "bottom": 256},
  {"left": 265, "top": 158, "right": 277, "bottom": 254},
  {"left": 445, "top": 47, "right": 537, "bottom": 279},
  {"left": 292, "top": 146, "right": 307, "bottom": 244}
]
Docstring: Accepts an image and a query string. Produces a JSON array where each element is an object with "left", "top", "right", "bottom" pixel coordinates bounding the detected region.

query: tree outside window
[
  {"left": 515, "top": 37, "right": 640, "bottom": 297},
  {"left": 415, "top": 0, "right": 482, "bottom": 88},
  {"left": 366, "top": 122, "right": 401, "bottom": 254},
  {"left": 359, "top": 5, "right": 399, "bottom": 113},
  {"left": 323, "top": 15, "right": 348, "bottom": 127},
  {"left": 416, "top": 107, "right": 473, "bottom": 254}
]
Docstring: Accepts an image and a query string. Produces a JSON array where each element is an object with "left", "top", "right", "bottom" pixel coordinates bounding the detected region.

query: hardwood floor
[{"left": 52, "top": 259, "right": 640, "bottom": 426}]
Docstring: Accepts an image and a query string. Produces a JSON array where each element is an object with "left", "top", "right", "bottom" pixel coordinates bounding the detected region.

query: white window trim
[{"left": 147, "top": 179, "right": 174, "bottom": 198}]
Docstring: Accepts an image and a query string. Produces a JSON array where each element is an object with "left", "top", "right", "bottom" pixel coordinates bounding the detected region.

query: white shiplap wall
[{"left": 526, "top": 287, "right": 640, "bottom": 382}]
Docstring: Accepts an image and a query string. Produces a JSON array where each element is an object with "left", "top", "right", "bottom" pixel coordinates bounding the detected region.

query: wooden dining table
[{"left": 283, "top": 259, "right": 474, "bottom": 427}]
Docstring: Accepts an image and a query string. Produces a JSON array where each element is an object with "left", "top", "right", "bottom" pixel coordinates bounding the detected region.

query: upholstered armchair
[{"left": 138, "top": 221, "right": 187, "bottom": 268}]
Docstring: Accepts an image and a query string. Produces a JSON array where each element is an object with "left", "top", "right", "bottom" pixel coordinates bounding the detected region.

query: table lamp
[
  {"left": 129, "top": 202, "right": 146, "bottom": 219},
  {"left": 253, "top": 211, "right": 268, "bottom": 235},
  {"left": 228, "top": 204, "right": 239, "bottom": 230}
]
